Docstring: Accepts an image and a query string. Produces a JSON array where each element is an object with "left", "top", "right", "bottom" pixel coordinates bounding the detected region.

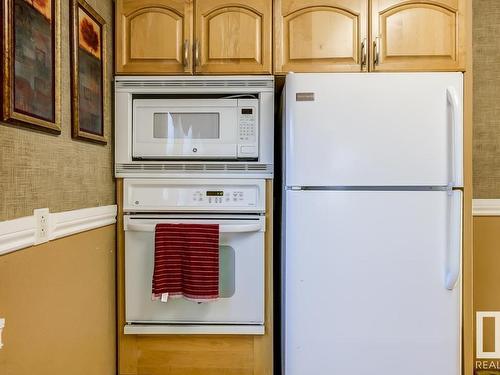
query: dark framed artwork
[
  {"left": 1, "top": 0, "right": 61, "bottom": 132},
  {"left": 70, "top": 0, "right": 106, "bottom": 144}
]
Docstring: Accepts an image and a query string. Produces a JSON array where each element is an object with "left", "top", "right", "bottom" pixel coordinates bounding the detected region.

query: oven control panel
[
  {"left": 192, "top": 189, "right": 251, "bottom": 205},
  {"left": 123, "top": 179, "right": 266, "bottom": 213}
]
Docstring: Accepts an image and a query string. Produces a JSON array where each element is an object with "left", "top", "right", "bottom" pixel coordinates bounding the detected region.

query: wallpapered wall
[
  {"left": 473, "top": 0, "right": 500, "bottom": 198},
  {"left": 0, "top": 0, "right": 114, "bottom": 221}
]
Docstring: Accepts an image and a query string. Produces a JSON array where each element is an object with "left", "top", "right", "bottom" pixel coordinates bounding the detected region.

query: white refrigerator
[{"left": 282, "top": 73, "right": 463, "bottom": 375}]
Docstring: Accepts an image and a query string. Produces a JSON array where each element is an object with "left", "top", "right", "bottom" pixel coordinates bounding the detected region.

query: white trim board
[
  {"left": 0, "top": 205, "right": 117, "bottom": 256},
  {"left": 124, "top": 324, "right": 265, "bottom": 335},
  {"left": 473, "top": 199, "right": 500, "bottom": 216}
]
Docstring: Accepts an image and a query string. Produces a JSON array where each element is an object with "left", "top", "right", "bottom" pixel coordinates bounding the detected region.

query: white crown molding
[
  {"left": 473, "top": 199, "right": 500, "bottom": 216},
  {"left": 0, "top": 205, "right": 117, "bottom": 256}
]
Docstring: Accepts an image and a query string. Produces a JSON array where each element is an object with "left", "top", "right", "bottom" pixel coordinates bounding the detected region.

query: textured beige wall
[
  {"left": 0, "top": 0, "right": 115, "bottom": 221},
  {"left": 0, "top": 225, "right": 116, "bottom": 375},
  {"left": 473, "top": 0, "right": 500, "bottom": 198}
]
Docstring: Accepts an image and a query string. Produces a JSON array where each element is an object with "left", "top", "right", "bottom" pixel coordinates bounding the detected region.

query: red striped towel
[{"left": 152, "top": 224, "right": 220, "bottom": 302}]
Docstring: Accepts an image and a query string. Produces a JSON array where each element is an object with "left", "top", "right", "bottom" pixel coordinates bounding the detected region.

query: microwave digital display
[
  {"left": 206, "top": 191, "right": 224, "bottom": 196},
  {"left": 241, "top": 108, "right": 253, "bottom": 115}
]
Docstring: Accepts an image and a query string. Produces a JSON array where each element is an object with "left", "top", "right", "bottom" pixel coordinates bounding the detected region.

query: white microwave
[
  {"left": 115, "top": 76, "right": 274, "bottom": 178},
  {"left": 133, "top": 98, "right": 259, "bottom": 160}
]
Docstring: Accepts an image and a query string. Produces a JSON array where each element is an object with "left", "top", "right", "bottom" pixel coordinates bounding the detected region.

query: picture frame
[
  {"left": 1, "top": 0, "right": 61, "bottom": 132},
  {"left": 70, "top": 0, "right": 106, "bottom": 144}
]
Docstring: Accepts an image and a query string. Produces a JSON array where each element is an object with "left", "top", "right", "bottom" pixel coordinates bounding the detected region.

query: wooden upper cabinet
[
  {"left": 116, "top": 0, "right": 193, "bottom": 74},
  {"left": 274, "top": 0, "right": 368, "bottom": 73},
  {"left": 371, "top": 0, "right": 465, "bottom": 71},
  {"left": 194, "top": 0, "right": 272, "bottom": 74}
]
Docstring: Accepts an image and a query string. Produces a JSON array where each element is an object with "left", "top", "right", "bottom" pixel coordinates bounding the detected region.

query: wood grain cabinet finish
[
  {"left": 116, "top": 0, "right": 193, "bottom": 74},
  {"left": 371, "top": 0, "right": 465, "bottom": 71},
  {"left": 274, "top": 0, "right": 368, "bottom": 73},
  {"left": 194, "top": 0, "right": 272, "bottom": 74}
]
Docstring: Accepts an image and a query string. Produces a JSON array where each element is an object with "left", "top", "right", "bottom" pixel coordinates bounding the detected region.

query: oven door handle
[{"left": 125, "top": 222, "right": 265, "bottom": 233}]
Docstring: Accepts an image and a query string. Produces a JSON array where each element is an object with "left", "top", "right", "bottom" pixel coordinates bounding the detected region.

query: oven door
[
  {"left": 124, "top": 214, "right": 265, "bottom": 326},
  {"left": 133, "top": 99, "right": 239, "bottom": 159}
]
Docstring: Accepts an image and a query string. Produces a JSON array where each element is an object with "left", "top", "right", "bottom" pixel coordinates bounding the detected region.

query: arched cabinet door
[
  {"left": 371, "top": 0, "right": 465, "bottom": 71},
  {"left": 116, "top": 0, "right": 193, "bottom": 74},
  {"left": 274, "top": 0, "right": 368, "bottom": 73},
  {"left": 194, "top": 0, "right": 272, "bottom": 74}
]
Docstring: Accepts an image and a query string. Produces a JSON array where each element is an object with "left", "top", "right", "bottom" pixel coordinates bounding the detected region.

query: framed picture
[
  {"left": 70, "top": 0, "right": 106, "bottom": 144},
  {"left": 1, "top": 0, "right": 61, "bottom": 132}
]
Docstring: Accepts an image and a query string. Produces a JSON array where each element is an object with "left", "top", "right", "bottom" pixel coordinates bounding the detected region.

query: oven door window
[
  {"left": 220, "top": 245, "right": 235, "bottom": 298},
  {"left": 153, "top": 113, "right": 220, "bottom": 140}
]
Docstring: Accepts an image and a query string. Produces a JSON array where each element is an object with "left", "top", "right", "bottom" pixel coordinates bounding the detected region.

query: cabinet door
[
  {"left": 116, "top": 0, "right": 193, "bottom": 74},
  {"left": 194, "top": 0, "right": 272, "bottom": 74},
  {"left": 274, "top": 0, "right": 368, "bottom": 73},
  {"left": 371, "top": 0, "right": 465, "bottom": 71}
]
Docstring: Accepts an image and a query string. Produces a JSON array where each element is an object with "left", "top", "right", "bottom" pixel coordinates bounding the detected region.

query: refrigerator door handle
[
  {"left": 446, "top": 86, "right": 463, "bottom": 187},
  {"left": 445, "top": 190, "right": 463, "bottom": 290}
]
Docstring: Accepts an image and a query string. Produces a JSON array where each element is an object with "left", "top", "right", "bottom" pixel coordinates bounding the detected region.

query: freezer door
[
  {"left": 284, "top": 190, "right": 462, "bottom": 375},
  {"left": 285, "top": 73, "right": 463, "bottom": 187}
]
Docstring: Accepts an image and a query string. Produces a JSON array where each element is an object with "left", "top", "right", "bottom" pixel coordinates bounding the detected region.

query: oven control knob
[
  {"left": 135, "top": 201, "right": 139, "bottom": 205},
  {"left": 192, "top": 147, "right": 198, "bottom": 153}
]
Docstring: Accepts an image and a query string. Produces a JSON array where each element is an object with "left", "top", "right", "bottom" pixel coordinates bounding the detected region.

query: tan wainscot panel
[{"left": 0, "top": 226, "right": 116, "bottom": 375}]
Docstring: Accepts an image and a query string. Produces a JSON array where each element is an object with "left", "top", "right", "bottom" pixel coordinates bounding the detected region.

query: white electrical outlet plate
[{"left": 34, "top": 208, "right": 50, "bottom": 245}]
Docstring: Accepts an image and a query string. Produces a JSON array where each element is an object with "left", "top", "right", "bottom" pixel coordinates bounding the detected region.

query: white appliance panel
[
  {"left": 123, "top": 179, "right": 266, "bottom": 213},
  {"left": 134, "top": 98, "right": 259, "bottom": 159},
  {"left": 284, "top": 190, "right": 461, "bottom": 375},
  {"left": 114, "top": 76, "right": 274, "bottom": 179},
  {"left": 125, "top": 215, "right": 265, "bottom": 324},
  {"left": 285, "top": 73, "right": 463, "bottom": 187}
]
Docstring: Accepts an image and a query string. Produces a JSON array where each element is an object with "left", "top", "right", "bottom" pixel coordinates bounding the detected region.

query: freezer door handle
[
  {"left": 446, "top": 86, "right": 463, "bottom": 187},
  {"left": 445, "top": 190, "right": 462, "bottom": 290}
]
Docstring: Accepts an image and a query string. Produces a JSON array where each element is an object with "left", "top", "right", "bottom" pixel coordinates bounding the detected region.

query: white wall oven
[
  {"left": 115, "top": 76, "right": 274, "bottom": 179},
  {"left": 123, "top": 179, "right": 267, "bottom": 335}
]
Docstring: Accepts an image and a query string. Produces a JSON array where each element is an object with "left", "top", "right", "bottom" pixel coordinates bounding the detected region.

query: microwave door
[{"left": 133, "top": 102, "right": 239, "bottom": 160}]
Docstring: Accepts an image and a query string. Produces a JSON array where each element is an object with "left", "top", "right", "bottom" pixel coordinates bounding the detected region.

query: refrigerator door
[
  {"left": 284, "top": 73, "right": 463, "bottom": 187},
  {"left": 284, "top": 190, "right": 462, "bottom": 375}
]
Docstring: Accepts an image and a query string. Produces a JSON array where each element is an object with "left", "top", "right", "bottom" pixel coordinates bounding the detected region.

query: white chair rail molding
[
  {"left": 473, "top": 199, "right": 500, "bottom": 216},
  {"left": 0, "top": 205, "right": 117, "bottom": 255}
]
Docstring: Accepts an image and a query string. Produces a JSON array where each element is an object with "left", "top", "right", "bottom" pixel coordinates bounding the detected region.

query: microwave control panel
[{"left": 237, "top": 102, "right": 258, "bottom": 158}]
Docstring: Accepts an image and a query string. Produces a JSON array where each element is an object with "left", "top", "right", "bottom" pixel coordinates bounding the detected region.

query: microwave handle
[{"left": 126, "top": 222, "right": 264, "bottom": 233}]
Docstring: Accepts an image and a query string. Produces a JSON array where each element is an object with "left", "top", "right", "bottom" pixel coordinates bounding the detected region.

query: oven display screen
[
  {"left": 241, "top": 108, "right": 253, "bottom": 115},
  {"left": 206, "top": 191, "right": 224, "bottom": 196}
]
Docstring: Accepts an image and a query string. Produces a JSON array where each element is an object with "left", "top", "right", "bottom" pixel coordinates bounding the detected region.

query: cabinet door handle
[
  {"left": 373, "top": 36, "right": 381, "bottom": 66},
  {"left": 360, "top": 38, "right": 367, "bottom": 69},
  {"left": 183, "top": 40, "right": 189, "bottom": 68},
  {"left": 194, "top": 39, "right": 200, "bottom": 67}
]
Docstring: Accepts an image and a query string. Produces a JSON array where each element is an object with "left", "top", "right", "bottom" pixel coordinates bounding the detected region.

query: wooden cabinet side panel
[
  {"left": 274, "top": 0, "right": 367, "bottom": 73},
  {"left": 371, "top": 0, "right": 465, "bottom": 71}
]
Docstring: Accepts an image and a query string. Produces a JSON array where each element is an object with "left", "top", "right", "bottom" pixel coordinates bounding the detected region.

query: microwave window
[{"left": 153, "top": 113, "right": 220, "bottom": 139}]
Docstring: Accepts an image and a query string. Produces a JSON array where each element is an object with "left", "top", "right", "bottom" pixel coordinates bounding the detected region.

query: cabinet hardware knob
[
  {"left": 361, "top": 38, "right": 367, "bottom": 69},
  {"left": 374, "top": 36, "right": 381, "bottom": 66},
  {"left": 183, "top": 40, "right": 189, "bottom": 68}
]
